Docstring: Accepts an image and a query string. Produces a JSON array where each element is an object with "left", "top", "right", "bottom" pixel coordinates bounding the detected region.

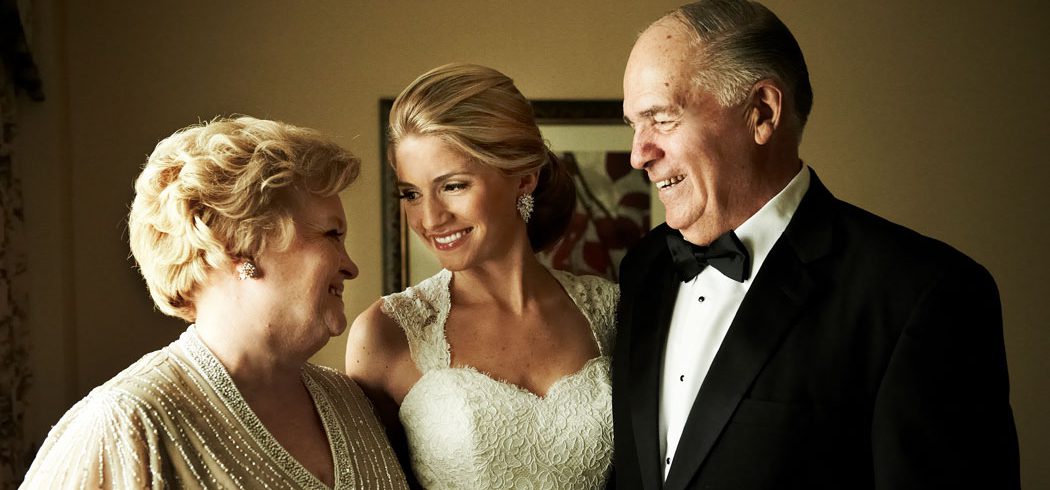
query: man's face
[{"left": 623, "top": 20, "right": 757, "bottom": 244}]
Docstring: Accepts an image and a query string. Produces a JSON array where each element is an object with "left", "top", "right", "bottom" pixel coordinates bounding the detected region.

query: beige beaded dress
[{"left": 21, "top": 327, "right": 408, "bottom": 489}]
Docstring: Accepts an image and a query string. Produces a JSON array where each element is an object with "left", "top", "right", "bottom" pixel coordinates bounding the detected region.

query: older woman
[{"left": 21, "top": 117, "right": 407, "bottom": 489}]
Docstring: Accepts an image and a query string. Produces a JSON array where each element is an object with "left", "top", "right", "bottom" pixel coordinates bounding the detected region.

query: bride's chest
[{"left": 398, "top": 359, "right": 613, "bottom": 450}]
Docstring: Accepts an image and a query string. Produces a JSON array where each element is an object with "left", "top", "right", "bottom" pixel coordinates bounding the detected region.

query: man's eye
[{"left": 398, "top": 190, "right": 420, "bottom": 201}]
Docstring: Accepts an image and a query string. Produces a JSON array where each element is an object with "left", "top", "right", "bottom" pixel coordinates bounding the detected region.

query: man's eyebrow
[
  {"left": 625, "top": 105, "right": 678, "bottom": 125},
  {"left": 645, "top": 105, "right": 678, "bottom": 117}
]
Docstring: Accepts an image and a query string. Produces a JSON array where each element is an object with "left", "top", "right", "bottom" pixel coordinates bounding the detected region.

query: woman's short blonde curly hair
[{"left": 128, "top": 116, "right": 360, "bottom": 322}]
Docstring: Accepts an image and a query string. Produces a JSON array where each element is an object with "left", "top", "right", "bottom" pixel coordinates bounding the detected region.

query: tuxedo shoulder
[
  {"left": 620, "top": 224, "right": 672, "bottom": 269},
  {"left": 831, "top": 199, "right": 993, "bottom": 283}
]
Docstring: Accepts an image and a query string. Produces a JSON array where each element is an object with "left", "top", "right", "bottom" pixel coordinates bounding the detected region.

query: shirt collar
[{"left": 734, "top": 164, "right": 811, "bottom": 281}]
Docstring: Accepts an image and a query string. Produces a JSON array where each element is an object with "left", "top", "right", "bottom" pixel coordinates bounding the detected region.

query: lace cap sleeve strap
[
  {"left": 553, "top": 270, "right": 619, "bottom": 356},
  {"left": 379, "top": 270, "right": 454, "bottom": 373}
]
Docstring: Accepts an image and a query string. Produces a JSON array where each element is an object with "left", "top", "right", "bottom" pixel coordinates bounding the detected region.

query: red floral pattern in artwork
[{"left": 539, "top": 151, "right": 650, "bottom": 281}]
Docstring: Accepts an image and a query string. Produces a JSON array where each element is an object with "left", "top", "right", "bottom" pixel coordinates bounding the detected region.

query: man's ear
[{"left": 746, "top": 79, "right": 783, "bottom": 145}]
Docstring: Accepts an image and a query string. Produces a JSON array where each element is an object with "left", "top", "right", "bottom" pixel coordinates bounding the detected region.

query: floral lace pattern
[{"left": 382, "top": 269, "right": 618, "bottom": 489}]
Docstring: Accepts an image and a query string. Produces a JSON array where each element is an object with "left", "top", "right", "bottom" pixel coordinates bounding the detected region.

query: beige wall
[{"left": 15, "top": 1, "right": 1048, "bottom": 486}]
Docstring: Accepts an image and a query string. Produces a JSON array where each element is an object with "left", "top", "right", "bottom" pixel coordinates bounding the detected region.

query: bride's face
[{"left": 395, "top": 135, "right": 528, "bottom": 271}]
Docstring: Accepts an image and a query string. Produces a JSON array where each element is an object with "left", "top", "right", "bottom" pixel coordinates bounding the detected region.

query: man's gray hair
[{"left": 669, "top": 0, "right": 813, "bottom": 127}]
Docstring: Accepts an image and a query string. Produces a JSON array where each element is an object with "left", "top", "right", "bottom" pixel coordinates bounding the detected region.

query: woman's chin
[{"left": 327, "top": 317, "right": 348, "bottom": 337}]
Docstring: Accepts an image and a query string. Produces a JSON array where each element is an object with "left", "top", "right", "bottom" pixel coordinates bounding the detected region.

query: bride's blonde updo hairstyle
[
  {"left": 387, "top": 63, "right": 576, "bottom": 252},
  {"left": 128, "top": 116, "right": 360, "bottom": 321}
]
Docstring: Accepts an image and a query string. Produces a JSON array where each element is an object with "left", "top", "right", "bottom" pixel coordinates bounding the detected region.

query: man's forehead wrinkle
[
  {"left": 641, "top": 26, "right": 695, "bottom": 83},
  {"left": 625, "top": 19, "right": 699, "bottom": 121}
]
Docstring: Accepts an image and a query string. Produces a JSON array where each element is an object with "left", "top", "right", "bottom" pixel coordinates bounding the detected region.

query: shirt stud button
[
  {"left": 697, "top": 296, "right": 705, "bottom": 302},
  {"left": 666, "top": 457, "right": 671, "bottom": 465},
  {"left": 679, "top": 375, "right": 685, "bottom": 382}
]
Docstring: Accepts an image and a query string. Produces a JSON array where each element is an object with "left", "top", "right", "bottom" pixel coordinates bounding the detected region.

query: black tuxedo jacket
[{"left": 612, "top": 170, "right": 1019, "bottom": 489}]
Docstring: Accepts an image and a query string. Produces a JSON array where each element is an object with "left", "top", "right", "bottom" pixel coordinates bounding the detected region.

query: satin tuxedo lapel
[
  {"left": 625, "top": 250, "right": 679, "bottom": 490},
  {"left": 662, "top": 172, "right": 834, "bottom": 490}
]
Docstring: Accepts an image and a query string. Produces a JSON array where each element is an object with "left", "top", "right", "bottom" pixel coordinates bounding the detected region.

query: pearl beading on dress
[{"left": 21, "top": 327, "right": 408, "bottom": 489}]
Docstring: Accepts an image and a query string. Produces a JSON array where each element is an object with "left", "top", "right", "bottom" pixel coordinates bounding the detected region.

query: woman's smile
[{"left": 431, "top": 227, "right": 474, "bottom": 250}]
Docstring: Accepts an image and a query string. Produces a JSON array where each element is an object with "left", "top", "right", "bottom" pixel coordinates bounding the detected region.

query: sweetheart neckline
[{"left": 399, "top": 355, "right": 609, "bottom": 412}]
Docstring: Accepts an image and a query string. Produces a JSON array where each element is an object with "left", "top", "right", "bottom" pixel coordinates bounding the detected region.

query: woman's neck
[
  {"left": 193, "top": 309, "right": 307, "bottom": 395},
  {"left": 450, "top": 250, "right": 554, "bottom": 314}
]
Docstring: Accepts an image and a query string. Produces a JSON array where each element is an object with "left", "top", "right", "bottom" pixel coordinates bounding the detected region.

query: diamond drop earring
[{"left": 516, "top": 194, "right": 535, "bottom": 223}]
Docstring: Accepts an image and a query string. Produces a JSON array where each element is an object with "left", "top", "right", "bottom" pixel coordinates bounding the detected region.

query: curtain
[{"left": 0, "top": 0, "right": 43, "bottom": 485}]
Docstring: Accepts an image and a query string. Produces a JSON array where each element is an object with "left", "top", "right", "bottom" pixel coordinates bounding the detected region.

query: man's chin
[
  {"left": 663, "top": 211, "right": 696, "bottom": 233},
  {"left": 665, "top": 217, "right": 717, "bottom": 245}
]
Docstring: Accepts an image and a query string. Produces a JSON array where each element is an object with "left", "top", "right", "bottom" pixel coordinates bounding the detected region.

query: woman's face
[
  {"left": 395, "top": 135, "right": 528, "bottom": 272},
  {"left": 255, "top": 193, "right": 358, "bottom": 353}
]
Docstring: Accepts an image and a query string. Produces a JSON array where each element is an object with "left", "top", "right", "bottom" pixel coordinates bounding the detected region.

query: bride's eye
[{"left": 443, "top": 182, "right": 468, "bottom": 192}]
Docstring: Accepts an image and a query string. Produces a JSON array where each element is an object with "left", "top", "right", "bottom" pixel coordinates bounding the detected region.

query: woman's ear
[
  {"left": 518, "top": 169, "right": 540, "bottom": 195},
  {"left": 746, "top": 79, "right": 783, "bottom": 145}
]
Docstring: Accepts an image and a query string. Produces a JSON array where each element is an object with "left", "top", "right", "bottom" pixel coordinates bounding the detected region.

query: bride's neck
[{"left": 452, "top": 253, "right": 551, "bottom": 313}]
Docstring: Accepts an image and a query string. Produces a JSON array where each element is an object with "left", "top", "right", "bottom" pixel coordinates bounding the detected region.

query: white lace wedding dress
[{"left": 381, "top": 268, "right": 617, "bottom": 489}]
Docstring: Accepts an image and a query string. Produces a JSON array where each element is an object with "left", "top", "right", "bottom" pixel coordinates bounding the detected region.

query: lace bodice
[{"left": 381, "top": 269, "right": 617, "bottom": 489}]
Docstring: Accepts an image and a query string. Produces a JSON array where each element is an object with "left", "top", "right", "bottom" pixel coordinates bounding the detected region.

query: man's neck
[{"left": 680, "top": 158, "right": 803, "bottom": 246}]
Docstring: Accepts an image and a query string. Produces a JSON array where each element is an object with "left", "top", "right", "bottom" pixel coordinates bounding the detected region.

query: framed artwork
[{"left": 380, "top": 99, "right": 656, "bottom": 294}]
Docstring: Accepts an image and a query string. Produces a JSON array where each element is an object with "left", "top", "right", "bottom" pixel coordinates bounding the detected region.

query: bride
[{"left": 345, "top": 63, "right": 616, "bottom": 488}]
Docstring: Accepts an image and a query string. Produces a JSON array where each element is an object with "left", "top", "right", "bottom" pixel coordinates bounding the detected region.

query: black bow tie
[{"left": 666, "top": 230, "right": 751, "bottom": 283}]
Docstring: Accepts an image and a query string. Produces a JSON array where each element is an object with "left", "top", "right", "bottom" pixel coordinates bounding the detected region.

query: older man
[{"left": 612, "top": 1, "right": 1019, "bottom": 488}]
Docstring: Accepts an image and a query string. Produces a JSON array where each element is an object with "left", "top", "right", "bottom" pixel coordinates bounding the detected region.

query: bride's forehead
[{"left": 397, "top": 154, "right": 503, "bottom": 185}]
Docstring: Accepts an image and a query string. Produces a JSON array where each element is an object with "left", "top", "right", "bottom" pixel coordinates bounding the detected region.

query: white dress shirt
[{"left": 659, "top": 166, "right": 811, "bottom": 479}]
